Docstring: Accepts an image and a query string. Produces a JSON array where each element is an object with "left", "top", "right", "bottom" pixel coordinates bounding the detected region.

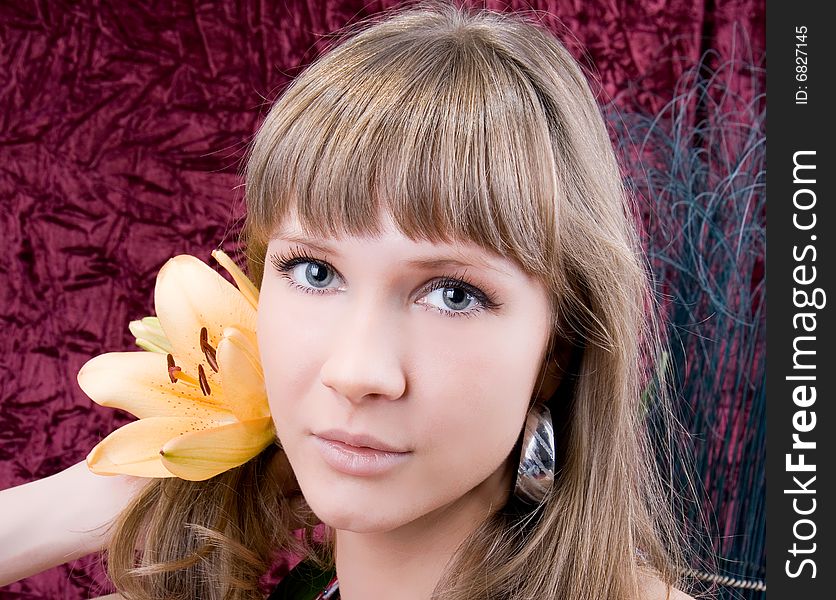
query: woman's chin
[
  {"left": 307, "top": 499, "right": 403, "bottom": 533},
  {"left": 299, "top": 480, "right": 425, "bottom": 533}
]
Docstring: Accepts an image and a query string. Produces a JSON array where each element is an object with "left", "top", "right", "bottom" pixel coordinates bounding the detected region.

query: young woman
[{"left": 1, "top": 3, "right": 696, "bottom": 599}]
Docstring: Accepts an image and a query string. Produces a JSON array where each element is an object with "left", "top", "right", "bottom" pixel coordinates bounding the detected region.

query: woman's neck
[{"left": 333, "top": 462, "right": 513, "bottom": 600}]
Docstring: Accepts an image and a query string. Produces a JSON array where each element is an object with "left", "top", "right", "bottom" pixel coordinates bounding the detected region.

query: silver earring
[{"left": 514, "top": 403, "right": 555, "bottom": 504}]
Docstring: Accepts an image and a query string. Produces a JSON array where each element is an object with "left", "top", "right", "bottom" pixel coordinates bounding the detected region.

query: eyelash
[{"left": 269, "top": 245, "right": 502, "bottom": 319}]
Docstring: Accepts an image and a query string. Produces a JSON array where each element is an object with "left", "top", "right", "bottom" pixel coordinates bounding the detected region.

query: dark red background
[{"left": 0, "top": 1, "right": 764, "bottom": 598}]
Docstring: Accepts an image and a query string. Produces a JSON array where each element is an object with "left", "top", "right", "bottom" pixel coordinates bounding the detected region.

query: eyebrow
[{"left": 273, "top": 232, "right": 510, "bottom": 276}]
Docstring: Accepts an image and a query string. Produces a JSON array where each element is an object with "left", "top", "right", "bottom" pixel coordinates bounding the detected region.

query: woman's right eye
[
  {"left": 291, "top": 261, "right": 337, "bottom": 288},
  {"left": 270, "top": 251, "right": 345, "bottom": 295}
]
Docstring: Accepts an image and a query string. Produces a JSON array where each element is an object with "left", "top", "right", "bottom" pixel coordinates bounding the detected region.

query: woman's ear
[{"left": 535, "top": 341, "right": 573, "bottom": 401}]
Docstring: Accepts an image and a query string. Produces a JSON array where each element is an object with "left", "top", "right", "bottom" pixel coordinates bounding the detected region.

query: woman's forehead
[
  {"left": 269, "top": 211, "right": 517, "bottom": 278},
  {"left": 272, "top": 208, "right": 465, "bottom": 250},
  {"left": 255, "top": 193, "right": 556, "bottom": 289}
]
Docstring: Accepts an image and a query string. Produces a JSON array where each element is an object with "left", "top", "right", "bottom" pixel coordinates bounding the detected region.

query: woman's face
[{"left": 257, "top": 211, "right": 554, "bottom": 533}]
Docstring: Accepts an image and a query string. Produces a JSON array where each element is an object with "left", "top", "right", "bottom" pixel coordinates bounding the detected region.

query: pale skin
[
  {"left": 259, "top": 211, "right": 556, "bottom": 599},
  {"left": 0, "top": 210, "right": 693, "bottom": 599},
  {"left": 257, "top": 211, "right": 695, "bottom": 600},
  {"left": 0, "top": 461, "right": 145, "bottom": 587}
]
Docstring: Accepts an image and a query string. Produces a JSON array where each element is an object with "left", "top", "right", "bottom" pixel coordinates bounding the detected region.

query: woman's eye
[
  {"left": 271, "top": 251, "right": 344, "bottom": 294},
  {"left": 417, "top": 277, "right": 500, "bottom": 318},
  {"left": 420, "top": 286, "right": 480, "bottom": 315},
  {"left": 291, "top": 261, "right": 337, "bottom": 289}
]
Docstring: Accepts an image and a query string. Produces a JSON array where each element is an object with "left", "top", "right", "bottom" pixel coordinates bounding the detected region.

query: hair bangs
[{"left": 245, "top": 26, "right": 561, "bottom": 284}]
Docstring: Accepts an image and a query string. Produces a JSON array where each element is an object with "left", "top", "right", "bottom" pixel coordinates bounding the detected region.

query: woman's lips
[{"left": 312, "top": 434, "right": 412, "bottom": 477}]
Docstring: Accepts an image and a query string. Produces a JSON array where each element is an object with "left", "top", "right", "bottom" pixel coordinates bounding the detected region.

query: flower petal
[
  {"left": 212, "top": 249, "right": 259, "bottom": 310},
  {"left": 129, "top": 316, "right": 173, "bottom": 354},
  {"left": 78, "top": 352, "right": 234, "bottom": 420},
  {"left": 160, "top": 416, "right": 275, "bottom": 481},
  {"left": 86, "top": 416, "right": 224, "bottom": 477},
  {"left": 217, "top": 327, "right": 269, "bottom": 421},
  {"left": 154, "top": 255, "right": 256, "bottom": 385}
]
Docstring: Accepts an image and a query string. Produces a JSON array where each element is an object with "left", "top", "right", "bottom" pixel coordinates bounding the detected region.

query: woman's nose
[{"left": 319, "top": 301, "right": 407, "bottom": 404}]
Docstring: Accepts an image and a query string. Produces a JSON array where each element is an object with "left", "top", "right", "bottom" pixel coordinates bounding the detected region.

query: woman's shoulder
[
  {"left": 639, "top": 575, "right": 697, "bottom": 600},
  {"left": 267, "top": 559, "right": 337, "bottom": 600}
]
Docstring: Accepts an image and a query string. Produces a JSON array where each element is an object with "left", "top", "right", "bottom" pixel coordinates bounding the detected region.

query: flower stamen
[
  {"left": 200, "top": 327, "right": 219, "bottom": 373},
  {"left": 198, "top": 364, "right": 211, "bottom": 396},
  {"left": 167, "top": 354, "right": 199, "bottom": 386}
]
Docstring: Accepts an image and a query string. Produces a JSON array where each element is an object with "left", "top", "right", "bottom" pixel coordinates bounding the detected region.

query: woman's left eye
[
  {"left": 417, "top": 279, "right": 496, "bottom": 318},
  {"left": 419, "top": 287, "right": 479, "bottom": 312}
]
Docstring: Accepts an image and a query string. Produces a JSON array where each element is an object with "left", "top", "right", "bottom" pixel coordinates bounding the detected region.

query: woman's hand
[{"left": 0, "top": 460, "right": 147, "bottom": 586}]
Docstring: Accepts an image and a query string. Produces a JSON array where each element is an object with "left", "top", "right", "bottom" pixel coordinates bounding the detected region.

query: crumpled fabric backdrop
[{"left": 0, "top": 1, "right": 764, "bottom": 598}]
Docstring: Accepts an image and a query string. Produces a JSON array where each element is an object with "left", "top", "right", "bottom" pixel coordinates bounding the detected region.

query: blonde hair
[{"left": 105, "top": 3, "right": 688, "bottom": 599}]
